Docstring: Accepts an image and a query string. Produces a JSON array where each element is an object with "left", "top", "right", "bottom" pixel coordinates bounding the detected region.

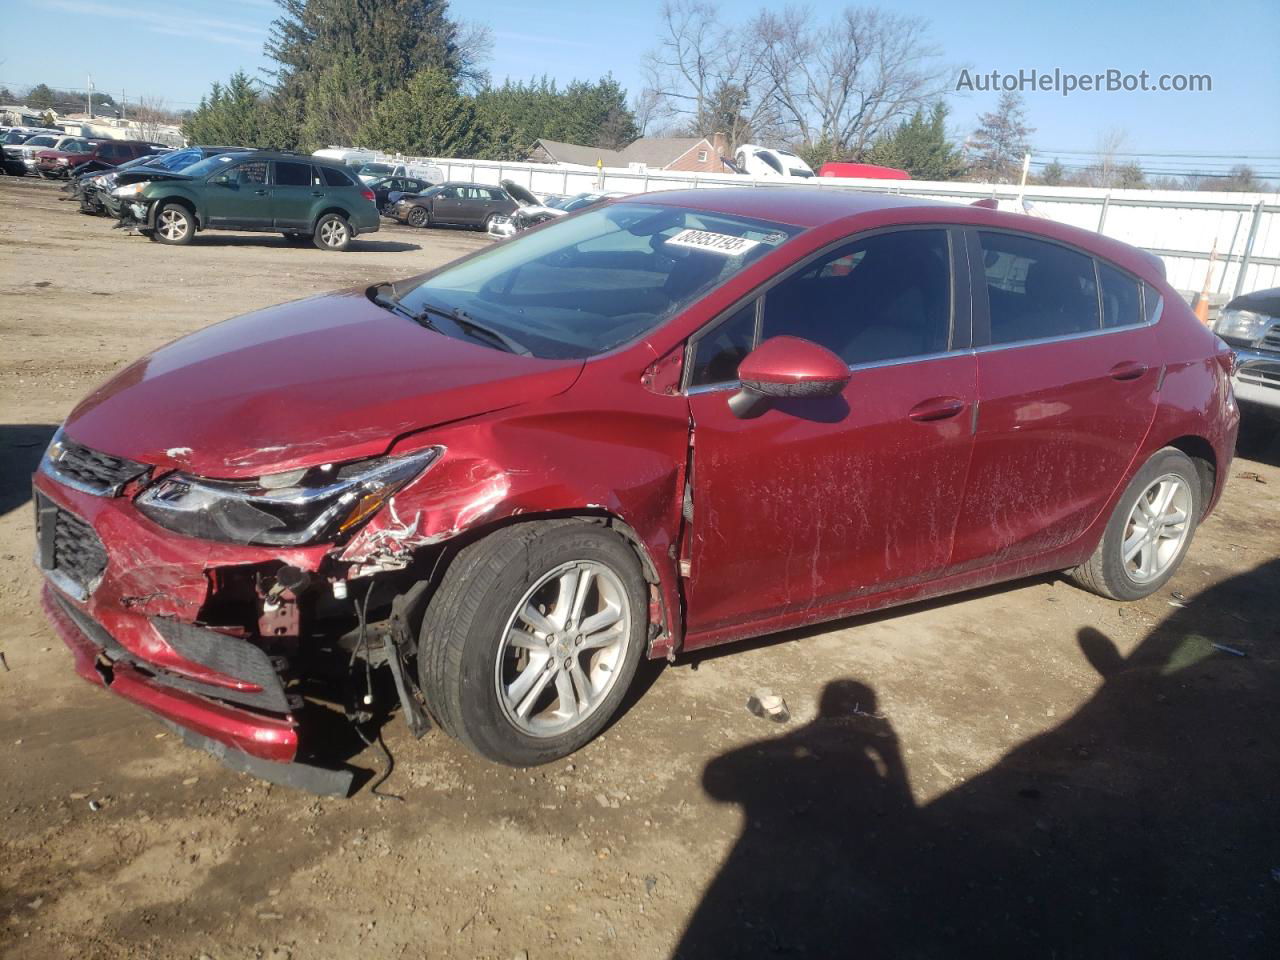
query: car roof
[
  {"left": 616, "top": 187, "right": 950, "bottom": 228},
  {"left": 619, "top": 187, "right": 1165, "bottom": 282}
]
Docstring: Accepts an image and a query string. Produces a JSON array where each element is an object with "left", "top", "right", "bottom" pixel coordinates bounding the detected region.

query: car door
[
  {"left": 947, "top": 229, "right": 1160, "bottom": 572},
  {"left": 452, "top": 186, "right": 486, "bottom": 225},
  {"left": 271, "top": 160, "right": 319, "bottom": 230},
  {"left": 683, "top": 227, "right": 978, "bottom": 641},
  {"left": 206, "top": 158, "right": 272, "bottom": 229},
  {"left": 430, "top": 186, "right": 464, "bottom": 223}
]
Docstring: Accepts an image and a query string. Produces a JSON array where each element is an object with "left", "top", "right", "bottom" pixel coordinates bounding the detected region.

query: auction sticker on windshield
[{"left": 665, "top": 229, "right": 760, "bottom": 255}]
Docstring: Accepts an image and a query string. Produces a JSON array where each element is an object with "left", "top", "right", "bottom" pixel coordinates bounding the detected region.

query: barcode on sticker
[{"left": 665, "top": 229, "right": 760, "bottom": 256}]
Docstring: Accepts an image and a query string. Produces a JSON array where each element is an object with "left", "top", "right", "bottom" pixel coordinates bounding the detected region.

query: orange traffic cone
[{"left": 1194, "top": 241, "right": 1217, "bottom": 326}]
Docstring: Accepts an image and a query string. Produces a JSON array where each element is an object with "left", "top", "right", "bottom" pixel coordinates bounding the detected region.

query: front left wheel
[
  {"left": 153, "top": 203, "right": 194, "bottom": 245},
  {"left": 419, "top": 521, "right": 648, "bottom": 766}
]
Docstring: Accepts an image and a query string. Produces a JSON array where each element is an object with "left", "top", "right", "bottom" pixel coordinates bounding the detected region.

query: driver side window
[{"left": 761, "top": 229, "right": 952, "bottom": 366}]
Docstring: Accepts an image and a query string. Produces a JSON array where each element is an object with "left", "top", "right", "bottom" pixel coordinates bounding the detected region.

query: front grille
[
  {"left": 1262, "top": 323, "right": 1280, "bottom": 353},
  {"left": 47, "top": 436, "right": 149, "bottom": 496},
  {"left": 35, "top": 494, "right": 108, "bottom": 598}
]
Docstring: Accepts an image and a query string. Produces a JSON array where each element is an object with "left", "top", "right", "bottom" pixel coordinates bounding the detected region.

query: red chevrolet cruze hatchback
[{"left": 34, "top": 189, "right": 1238, "bottom": 793}]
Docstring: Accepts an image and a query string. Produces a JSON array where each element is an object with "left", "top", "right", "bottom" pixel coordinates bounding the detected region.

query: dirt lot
[{"left": 1, "top": 176, "right": 1277, "bottom": 960}]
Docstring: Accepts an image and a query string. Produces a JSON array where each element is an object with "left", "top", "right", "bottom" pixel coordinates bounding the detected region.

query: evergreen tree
[
  {"left": 183, "top": 72, "right": 272, "bottom": 147},
  {"left": 358, "top": 69, "right": 486, "bottom": 157},
  {"left": 867, "top": 103, "right": 964, "bottom": 180},
  {"left": 27, "top": 84, "right": 55, "bottom": 110},
  {"left": 1039, "top": 159, "right": 1066, "bottom": 185},
  {"left": 267, "top": 0, "right": 465, "bottom": 99},
  {"left": 966, "top": 92, "right": 1033, "bottom": 183}
]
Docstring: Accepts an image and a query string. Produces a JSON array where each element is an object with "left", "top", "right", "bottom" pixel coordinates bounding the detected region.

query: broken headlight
[{"left": 135, "top": 447, "right": 441, "bottom": 546}]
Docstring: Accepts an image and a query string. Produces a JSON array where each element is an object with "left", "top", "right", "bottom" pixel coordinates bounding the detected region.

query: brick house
[{"left": 528, "top": 134, "right": 731, "bottom": 173}]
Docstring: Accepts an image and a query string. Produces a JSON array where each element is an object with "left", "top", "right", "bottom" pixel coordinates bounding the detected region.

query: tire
[
  {"left": 406, "top": 206, "right": 428, "bottom": 228},
  {"left": 1069, "top": 447, "right": 1202, "bottom": 601},
  {"left": 313, "top": 213, "right": 351, "bottom": 251},
  {"left": 419, "top": 521, "right": 648, "bottom": 766},
  {"left": 482, "top": 214, "right": 498, "bottom": 233},
  {"left": 153, "top": 203, "right": 194, "bottom": 245}
]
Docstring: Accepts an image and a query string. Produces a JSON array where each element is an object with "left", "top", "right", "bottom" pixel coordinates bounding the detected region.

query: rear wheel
[
  {"left": 1069, "top": 447, "right": 1202, "bottom": 601},
  {"left": 153, "top": 203, "right": 194, "bottom": 245},
  {"left": 419, "top": 521, "right": 648, "bottom": 766},
  {"left": 482, "top": 213, "right": 498, "bottom": 233},
  {"left": 406, "top": 206, "right": 428, "bottom": 228},
  {"left": 313, "top": 213, "right": 351, "bottom": 251}
]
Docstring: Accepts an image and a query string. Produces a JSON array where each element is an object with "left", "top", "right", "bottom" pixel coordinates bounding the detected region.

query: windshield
[
  {"left": 393, "top": 203, "right": 800, "bottom": 359},
  {"left": 150, "top": 148, "right": 200, "bottom": 170},
  {"left": 184, "top": 153, "right": 246, "bottom": 178}
]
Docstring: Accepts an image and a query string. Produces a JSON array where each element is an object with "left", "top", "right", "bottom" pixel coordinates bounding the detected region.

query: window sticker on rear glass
[{"left": 665, "top": 229, "right": 760, "bottom": 256}]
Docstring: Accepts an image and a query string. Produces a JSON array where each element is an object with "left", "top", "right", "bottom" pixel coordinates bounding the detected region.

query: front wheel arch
[{"left": 404, "top": 511, "right": 670, "bottom": 652}]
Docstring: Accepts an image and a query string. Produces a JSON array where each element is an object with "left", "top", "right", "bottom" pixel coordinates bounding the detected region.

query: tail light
[{"left": 361, "top": 189, "right": 375, "bottom": 203}]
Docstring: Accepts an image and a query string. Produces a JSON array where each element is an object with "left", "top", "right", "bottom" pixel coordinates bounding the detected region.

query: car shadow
[
  {"left": 146, "top": 235, "right": 424, "bottom": 253},
  {"left": 673, "top": 558, "right": 1280, "bottom": 958},
  {"left": 0, "top": 424, "right": 57, "bottom": 517}
]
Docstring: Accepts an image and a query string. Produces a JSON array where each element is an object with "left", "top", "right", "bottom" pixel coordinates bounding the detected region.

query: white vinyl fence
[{"left": 393, "top": 153, "right": 1280, "bottom": 302}]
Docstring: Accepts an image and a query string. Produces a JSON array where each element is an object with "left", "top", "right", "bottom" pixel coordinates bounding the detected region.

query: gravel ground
[{"left": 1, "top": 175, "right": 1277, "bottom": 960}]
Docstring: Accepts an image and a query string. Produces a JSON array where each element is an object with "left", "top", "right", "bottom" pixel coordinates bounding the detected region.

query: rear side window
[
  {"left": 979, "top": 232, "right": 1099, "bottom": 344},
  {"left": 275, "top": 161, "right": 312, "bottom": 186},
  {"left": 1098, "top": 261, "right": 1142, "bottom": 328},
  {"left": 320, "top": 165, "right": 355, "bottom": 187},
  {"left": 1143, "top": 282, "right": 1163, "bottom": 323},
  {"left": 761, "top": 229, "right": 952, "bottom": 365},
  {"left": 690, "top": 303, "right": 757, "bottom": 386}
]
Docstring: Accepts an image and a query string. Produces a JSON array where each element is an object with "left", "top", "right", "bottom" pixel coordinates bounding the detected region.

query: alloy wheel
[
  {"left": 320, "top": 218, "right": 348, "bottom": 248},
  {"left": 494, "top": 560, "right": 632, "bottom": 738},
  {"left": 1122, "top": 474, "right": 1193, "bottom": 583},
  {"left": 158, "top": 209, "right": 188, "bottom": 242}
]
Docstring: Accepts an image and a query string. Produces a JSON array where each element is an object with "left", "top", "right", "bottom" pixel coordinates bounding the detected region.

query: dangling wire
[{"left": 347, "top": 581, "right": 404, "bottom": 801}]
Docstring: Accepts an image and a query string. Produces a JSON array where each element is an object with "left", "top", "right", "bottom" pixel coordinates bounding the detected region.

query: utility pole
[
  {"left": 121, "top": 87, "right": 125, "bottom": 121},
  {"left": 86, "top": 74, "right": 93, "bottom": 119}
]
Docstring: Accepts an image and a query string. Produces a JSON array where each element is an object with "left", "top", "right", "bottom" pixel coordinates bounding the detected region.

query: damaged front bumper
[{"left": 32, "top": 469, "right": 355, "bottom": 795}]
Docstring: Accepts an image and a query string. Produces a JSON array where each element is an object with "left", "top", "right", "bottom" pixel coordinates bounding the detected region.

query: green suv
[{"left": 112, "top": 151, "right": 380, "bottom": 251}]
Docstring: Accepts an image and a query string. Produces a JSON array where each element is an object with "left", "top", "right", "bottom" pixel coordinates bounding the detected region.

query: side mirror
[{"left": 729, "top": 336, "right": 851, "bottom": 419}]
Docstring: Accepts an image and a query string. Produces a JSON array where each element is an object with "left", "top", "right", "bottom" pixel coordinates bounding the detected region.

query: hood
[
  {"left": 501, "top": 179, "right": 542, "bottom": 208},
  {"left": 63, "top": 290, "right": 584, "bottom": 478},
  {"left": 115, "top": 167, "right": 193, "bottom": 186},
  {"left": 1226, "top": 286, "right": 1280, "bottom": 316}
]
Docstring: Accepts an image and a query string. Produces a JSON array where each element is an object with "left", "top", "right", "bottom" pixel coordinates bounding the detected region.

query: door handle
[
  {"left": 908, "top": 396, "right": 966, "bottom": 422},
  {"left": 253, "top": 189, "right": 267, "bottom": 196},
  {"left": 311, "top": 191, "right": 325, "bottom": 197},
  {"left": 1108, "top": 361, "right": 1147, "bottom": 381}
]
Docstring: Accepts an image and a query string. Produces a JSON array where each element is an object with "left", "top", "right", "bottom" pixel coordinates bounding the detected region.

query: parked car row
[
  {"left": 60, "top": 147, "right": 381, "bottom": 251},
  {"left": 2, "top": 127, "right": 168, "bottom": 178}
]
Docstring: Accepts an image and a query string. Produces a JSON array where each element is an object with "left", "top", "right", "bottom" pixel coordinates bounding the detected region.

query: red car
[
  {"left": 34, "top": 189, "right": 1238, "bottom": 794},
  {"left": 36, "top": 138, "right": 161, "bottom": 178}
]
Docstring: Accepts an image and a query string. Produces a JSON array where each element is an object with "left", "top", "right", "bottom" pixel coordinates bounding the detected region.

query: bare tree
[
  {"left": 454, "top": 21, "right": 494, "bottom": 92},
  {"left": 641, "top": 0, "right": 780, "bottom": 150},
  {"left": 133, "top": 95, "right": 171, "bottom": 143},
  {"left": 751, "top": 6, "right": 949, "bottom": 158}
]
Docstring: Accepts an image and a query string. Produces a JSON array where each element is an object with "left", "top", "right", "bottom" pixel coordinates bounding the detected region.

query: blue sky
[{"left": 4, "top": 0, "right": 1278, "bottom": 175}]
